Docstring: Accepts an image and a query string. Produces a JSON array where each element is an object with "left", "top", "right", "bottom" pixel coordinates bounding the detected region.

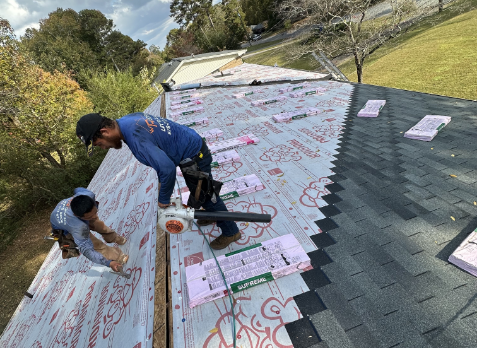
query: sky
[{"left": 2, "top": 0, "right": 179, "bottom": 50}]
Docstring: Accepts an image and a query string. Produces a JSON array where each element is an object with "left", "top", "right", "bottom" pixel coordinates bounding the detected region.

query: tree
[
  {"left": 1, "top": 18, "right": 98, "bottom": 207},
  {"left": 21, "top": 8, "right": 152, "bottom": 88},
  {"left": 163, "top": 28, "right": 203, "bottom": 60},
  {"left": 85, "top": 67, "right": 158, "bottom": 119},
  {"left": 170, "top": 0, "right": 216, "bottom": 29},
  {"left": 276, "top": 0, "right": 418, "bottom": 82}
]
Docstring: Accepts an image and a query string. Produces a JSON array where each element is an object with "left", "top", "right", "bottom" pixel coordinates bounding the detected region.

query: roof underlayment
[
  {"left": 167, "top": 64, "right": 352, "bottom": 347},
  {"left": 0, "top": 100, "right": 163, "bottom": 348},
  {"left": 2, "top": 63, "right": 477, "bottom": 348}
]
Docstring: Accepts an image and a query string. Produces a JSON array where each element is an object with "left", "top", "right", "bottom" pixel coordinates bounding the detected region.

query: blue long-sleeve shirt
[
  {"left": 117, "top": 112, "right": 202, "bottom": 204},
  {"left": 50, "top": 187, "right": 111, "bottom": 267}
]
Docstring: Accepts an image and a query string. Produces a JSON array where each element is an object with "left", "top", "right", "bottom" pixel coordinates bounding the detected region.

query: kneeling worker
[
  {"left": 76, "top": 112, "right": 241, "bottom": 249},
  {"left": 50, "top": 187, "right": 128, "bottom": 272}
]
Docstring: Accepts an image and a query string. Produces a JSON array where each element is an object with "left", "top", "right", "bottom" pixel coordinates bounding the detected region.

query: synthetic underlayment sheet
[
  {"left": 167, "top": 67, "right": 353, "bottom": 347},
  {"left": 0, "top": 97, "right": 164, "bottom": 348}
]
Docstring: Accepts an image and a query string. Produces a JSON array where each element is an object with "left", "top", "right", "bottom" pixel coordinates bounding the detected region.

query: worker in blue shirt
[
  {"left": 50, "top": 187, "right": 128, "bottom": 271},
  {"left": 76, "top": 112, "right": 240, "bottom": 250}
]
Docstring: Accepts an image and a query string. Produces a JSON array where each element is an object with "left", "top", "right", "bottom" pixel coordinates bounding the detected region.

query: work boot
[
  {"left": 210, "top": 232, "right": 241, "bottom": 250},
  {"left": 196, "top": 219, "right": 214, "bottom": 226}
]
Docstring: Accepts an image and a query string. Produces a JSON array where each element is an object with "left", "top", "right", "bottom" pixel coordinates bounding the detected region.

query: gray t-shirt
[{"left": 50, "top": 187, "right": 110, "bottom": 267}]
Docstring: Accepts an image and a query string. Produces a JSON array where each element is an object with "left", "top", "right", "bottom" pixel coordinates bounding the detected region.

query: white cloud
[{"left": 6, "top": 0, "right": 177, "bottom": 48}]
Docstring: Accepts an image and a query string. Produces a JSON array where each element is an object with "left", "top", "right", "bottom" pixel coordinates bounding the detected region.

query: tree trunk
[
  {"left": 57, "top": 149, "right": 66, "bottom": 168},
  {"left": 40, "top": 151, "right": 62, "bottom": 168},
  {"left": 206, "top": 10, "right": 216, "bottom": 30},
  {"left": 354, "top": 51, "right": 363, "bottom": 83}
]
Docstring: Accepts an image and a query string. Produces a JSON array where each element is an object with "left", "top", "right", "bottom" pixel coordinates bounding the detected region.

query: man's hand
[
  {"left": 110, "top": 261, "right": 122, "bottom": 272},
  {"left": 158, "top": 202, "right": 172, "bottom": 209}
]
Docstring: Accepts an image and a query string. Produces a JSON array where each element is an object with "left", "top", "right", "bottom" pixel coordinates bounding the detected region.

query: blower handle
[{"left": 193, "top": 210, "right": 271, "bottom": 223}]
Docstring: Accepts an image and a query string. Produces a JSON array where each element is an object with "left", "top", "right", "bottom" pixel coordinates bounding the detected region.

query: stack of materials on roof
[
  {"left": 278, "top": 83, "right": 309, "bottom": 94},
  {"left": 233, "top": 90, "right": 255, "bottom": 98},
  {"left": 170, "top": 99, "right": 203, "bottom": 110},
  {"left": 449, "top": 229, "right": 477, "bottom": 277},
  {"left": 176, "top": 117, "right": 209, "bottom": 127},
  {"left": 171, "top": 92, "right": 200, "bottom": 100},
  {"left": 208, "top": 134, "right": 260, "bottom": 153},
  {"left": 180, "top": 174, "right": 264, "bottom": 203},
  {"left": 200, "top": 128, "right": 223, "bottom": 141},
  {"left": 272, "top": 107, "right": 322, "bottom": 123},
  {"left": 170, "top": 106, "right": 205, "bottom": 120},
  {"left": 356, "top": 100, "right": 386, "bottom": 117},
  {"left": 219, "top": 174, "right": 264, "bottom": 200},
  {"left": 185, "top": 234, "right": 311, "bottom": 308},
  {"left": 176, "top": 149, "right": 241, "bottom": 177},
  {"left": 210, "top": 149, "right": 241, "bottom": 167},
  {"left": 251, "top": 96, "right": 287, "bottom": 106},
  {"left": 289, "top": 87, "right": 326, "bottom": 98},
  {"left": 404, "top": 115, "right": 451, "bottom": 141},
  {"left": 172, "top": 88, "right": 197, "bottom": 95}
]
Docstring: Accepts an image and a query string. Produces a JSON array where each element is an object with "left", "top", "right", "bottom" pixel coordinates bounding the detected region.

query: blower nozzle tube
[{"left": 193, "top": 210, "right": 271, "bottom": 223}]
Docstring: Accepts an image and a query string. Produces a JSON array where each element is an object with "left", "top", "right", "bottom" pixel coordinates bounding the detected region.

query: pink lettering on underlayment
[
  {"left": 298, "top": 128, "right": 329, "bottom": 143},
  {"left": 287, "top": 139, "right": 320, "bottom": 158},
  {"left": 70, "top": 282, "right": 96, "bottom": 348},
  {"left": 263, "top": 121, "right": 283, "bottom": 134},
  {"left": 88, "top": 284, "right": 109, "bottom": 348}
]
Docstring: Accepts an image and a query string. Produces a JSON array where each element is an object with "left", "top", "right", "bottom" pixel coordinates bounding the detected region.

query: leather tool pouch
[
  {"left": 52, "top": 229, "right": 80, "bottom": 259},
  {"left": 179, "top": 159, "right": 222, "bottom": 209}
]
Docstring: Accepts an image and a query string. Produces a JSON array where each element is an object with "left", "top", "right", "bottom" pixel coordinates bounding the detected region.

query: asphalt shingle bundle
[{"left": 285, "top": 83, "right": 477, "bottom": 348}]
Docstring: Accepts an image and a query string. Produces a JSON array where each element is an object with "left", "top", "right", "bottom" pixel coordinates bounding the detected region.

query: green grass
[
  {"left": 244, "top": 41, "right": 320, "bottom": 71},
  {"left": 245, "top": 0, "right": 477, "bottom": 100},
  {"left": 339, "top": 0, "right": 477, "bottom": 100},
  {"left": 245, "top": 39, "right": 285, "bottom": 53}
]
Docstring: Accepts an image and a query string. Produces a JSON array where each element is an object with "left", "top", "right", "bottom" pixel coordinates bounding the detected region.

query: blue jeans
[{"left": 186, "top": 146, "right": 239, "bottom": 237}]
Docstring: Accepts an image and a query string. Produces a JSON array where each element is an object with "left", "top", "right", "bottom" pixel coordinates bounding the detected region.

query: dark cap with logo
[{"left": 76, "top": 113, "right": 103, "bottom": 157}]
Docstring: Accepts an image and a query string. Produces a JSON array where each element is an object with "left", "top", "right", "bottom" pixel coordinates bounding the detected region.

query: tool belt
[
  {"left": 179, "top": 141, "right": 222, "bottom": 209},
  {"left": 51, "top": 229, "right": 80, "bottom": 259}
]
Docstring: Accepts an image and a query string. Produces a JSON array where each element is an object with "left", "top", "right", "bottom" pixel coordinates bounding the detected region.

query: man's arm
[
  {"left": 139, "top": 144, "right": 177, "bottom": 205},
  {"left": 71, "top": 225, "right": 111, "bottom": 267}
]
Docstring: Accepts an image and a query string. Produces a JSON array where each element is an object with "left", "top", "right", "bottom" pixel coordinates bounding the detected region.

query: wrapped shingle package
[
  {"left": 185, "top": 233, "right": 311, "bottom": 308},
  {"left": 403, "top": 115, "right": 451, "bottom": 141}
]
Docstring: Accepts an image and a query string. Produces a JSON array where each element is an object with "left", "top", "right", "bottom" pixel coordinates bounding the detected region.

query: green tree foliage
[
  {"left": 189, "top": 1, "right": 248, "bottom": 52},
  {"left": 0, "top": 18, "right": 103, "bottom": 218},
  {"left": 163, "top": 28, "right": 203, "bottom": 60},
  {"left": 21, "top": 8, "right": 152, "bottom": 88},
  {"left": 241, "top": 0, "right": 276, "bottom": 26},
  {"left": 85, "top": 67, "right": 159, "bottom": 119},
  {"left": 170, "top": 0, "right": 215, "bottom": 28}
]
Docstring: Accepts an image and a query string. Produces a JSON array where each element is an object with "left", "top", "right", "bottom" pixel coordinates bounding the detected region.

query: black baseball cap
[{"left": 76, "top": 113, "right": 103, "bottom": 157}]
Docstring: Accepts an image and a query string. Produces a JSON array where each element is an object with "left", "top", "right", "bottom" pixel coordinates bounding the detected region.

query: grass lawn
[
  {"left": 339, "top": 2, "right": 477, "bottom": 100},
  {"left": 245, "top": 39, "right": 285, "bottom": 53},
  {"left": 244, "top": 41, "right": 321, "bottom": 71},
  {"left": 246, "top": 0, "right": 477, "bottom": 100}
]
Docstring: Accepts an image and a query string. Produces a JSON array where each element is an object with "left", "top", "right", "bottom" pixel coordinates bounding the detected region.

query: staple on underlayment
[{"left": 185, "top": 234, "right": 310, "bottom": 308}]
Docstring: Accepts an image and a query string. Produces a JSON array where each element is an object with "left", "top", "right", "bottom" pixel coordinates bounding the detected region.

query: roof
[
  {"left": 154, "top": 49, "right": 247, "bottom": 84},
  {"left": 285, "top": 83, "right": 477, "bottom": 348}
]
